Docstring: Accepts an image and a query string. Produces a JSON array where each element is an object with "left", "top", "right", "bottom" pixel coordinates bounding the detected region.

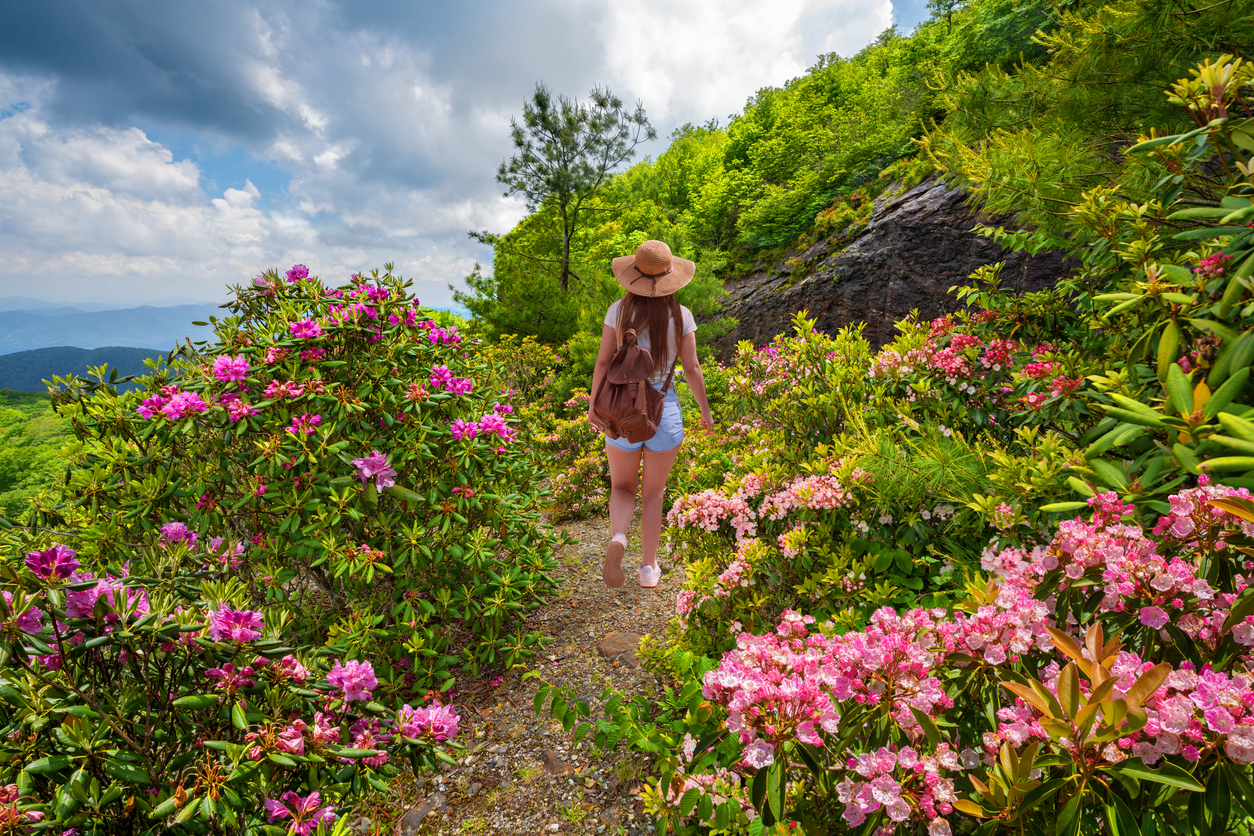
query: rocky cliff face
[{"left": 705, "top": 177, "right": 1074, "bottom": 356}]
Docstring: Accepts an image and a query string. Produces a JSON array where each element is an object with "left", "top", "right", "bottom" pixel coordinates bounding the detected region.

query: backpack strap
[{"left": 660, "top": 303, "right": 681, "bottom": 394}]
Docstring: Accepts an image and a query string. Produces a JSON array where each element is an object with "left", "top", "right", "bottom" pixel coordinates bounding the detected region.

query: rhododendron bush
[
  {"left": 532, "top": 483, "right": 1254, "bottom": 835},
  {"left": 0, "top": 533, "right": 458, "bottom": 834},
  {"left": 6, "top": 265, "right": 560, "bottom": 693}
]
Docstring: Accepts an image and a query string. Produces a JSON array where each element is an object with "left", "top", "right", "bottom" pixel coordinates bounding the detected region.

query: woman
[{"left": 588, "top": 240, "right": 713, "bottom": 588}]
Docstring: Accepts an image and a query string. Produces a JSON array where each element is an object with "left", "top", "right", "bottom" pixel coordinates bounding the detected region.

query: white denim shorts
[{"left": 605, "top": 383, "right": 683, "bottom": 453}]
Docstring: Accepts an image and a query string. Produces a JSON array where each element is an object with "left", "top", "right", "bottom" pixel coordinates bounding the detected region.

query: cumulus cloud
[
  {"left": 599, "top": 0, "right": 891, "bottom": 124},
  {"left": 0, "top": 0, "right": 899, "bottom": 306}
]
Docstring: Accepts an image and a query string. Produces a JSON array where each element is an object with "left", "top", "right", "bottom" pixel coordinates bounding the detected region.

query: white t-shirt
[{"left": 604, "top": 298, "right": 697, "bottom": 384}]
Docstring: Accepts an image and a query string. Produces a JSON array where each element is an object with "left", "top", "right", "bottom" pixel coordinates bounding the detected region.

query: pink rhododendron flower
[
  {"left": 352, "top": 450, "right": 397, "bottom": 493},
  {"left": 207, "top": 608, "right": 264, "bottom": 642},
  {"left": 25, "top": 545, "right": 79, "bottom": 581},
  {"left": 397, "top": 700, "right": 460, "bottom": 742},
  {"left": 289, "top": 319, "right": 324, "bottom": 339},
  {"left": 286, "top": 413, "right": 322, "bottom": 437},
  {"left": 212, "top": 355, "right": 250, "bottom": 382},
  {"left": 328, "top": 659, "right": 377, "bottom": 702},
  {"left": 1, "top": 591, "right": 44, "bottom": 635},
  {"left": 263, "top": 790, "right": 336, "bottom": 835},
  {"left": 285, "top": 264, "right": 309, "bottom": 282},
  {"left": 160, "top": 522, "right": 198, "bottom": 550}
]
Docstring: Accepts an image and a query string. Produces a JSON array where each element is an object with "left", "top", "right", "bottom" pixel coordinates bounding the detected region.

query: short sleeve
[
  {"left": 681, "top": 305, "right": 697, "bottom": 336},
  {"left": 604, "top": 299, "right": 620, "bottom": 328}
]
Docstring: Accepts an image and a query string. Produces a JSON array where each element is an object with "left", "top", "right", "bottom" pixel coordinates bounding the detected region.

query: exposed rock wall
[{"left": 705, "top": 178, "right": 1074, "bottom": 356}]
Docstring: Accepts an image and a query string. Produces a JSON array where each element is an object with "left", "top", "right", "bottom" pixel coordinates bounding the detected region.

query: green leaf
[
  {"left": 1039, "top": 501, "right": 1091, "bottom": 513},
  {"left": 909, "top": 706, "right": 942, "bottom": 747},
  {"left": 1173, "top": 226, "right": 1251, "bottom": 240},
  {"left": 1057, "top": 791, "right": 1084, "bottom": 836},
  {"left": 384, "top": 485, "right": 425, "bottom": 503},
  {"left": 231, "top": 700, "right": 248, "bottom": 731},
  {"left": 23, "top": 755, "right": 72, "bottom": 774},
  {"left": 172, "top": 694, "right": 220, "bottom": 710},
  {"left": 1105, "top": 759, "right": 1204, "bottom": 792},
  {"left": 1205, "top": 367, "right": 1250, "bottom": 419},
  {"left": 1167, "top": 363, "right": 1194, "bottom": 415},
  {"left": 1158, "top": 320, "right": 1180, "bottom": 382}
]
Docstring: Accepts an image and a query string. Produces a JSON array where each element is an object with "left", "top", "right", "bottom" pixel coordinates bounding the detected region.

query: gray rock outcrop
[{"left": 705, "top": 177, "right": 1074, "bottom": 356}]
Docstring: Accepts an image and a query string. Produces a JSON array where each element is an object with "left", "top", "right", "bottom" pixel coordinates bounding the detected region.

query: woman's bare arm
[
  {"left": 678, "top": 331, "right": 713, "bottom": 429},
  {"left": 587, "top": 324, "right": 619, "bottom": 430}
]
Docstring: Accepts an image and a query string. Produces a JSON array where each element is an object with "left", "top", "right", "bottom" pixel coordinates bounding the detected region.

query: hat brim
[{"left": 611, "top": 253, "right": 696, "bottom": 297}]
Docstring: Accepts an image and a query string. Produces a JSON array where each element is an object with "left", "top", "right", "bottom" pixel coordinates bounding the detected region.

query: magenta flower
[
  {"left": 285, "top": 264, "right": 310, "bottom": 283},
  {"left": 212, "top": 355, "right": 251, "bottom": 382},
  {"left": 1, "top": 591, "right": 44, "bottom": 635},
  {"left": 286, "top": 413, "right": 322, "bottom": 437},
  {"left": 289, "top": 319, "right": 324, "bottom": 339},
  {"left": 208, "top": 607, "right": 264, "bottom": 642},
  {"left": 450, "top": 419, "right": 478, "bottom": 442},
  {"left": 160, "top": 522, "right": 198, "bottom": 550},
  {"left": 351, "top": 450, "right": 397, "bottom": 494},
  {"left": 264, "top": 790, "right": 336, "bottom": 835},
  {"left": 205, "top": 662, "right": 255, "bottom": 691},
  {"left": 327, "top": 659, "right": 377, "bottom": 702},
  {"left": 161, "top": 391, "right": 209, "bottom": 420},
  {"left": 25, "top": 545, "right": 80, "bottom": 581},
  {"left": 276, "top": 722, "right": 307, "bottom": 757},
  {"left": 397, "top": 700, "right": 460, "bottom": 742}
]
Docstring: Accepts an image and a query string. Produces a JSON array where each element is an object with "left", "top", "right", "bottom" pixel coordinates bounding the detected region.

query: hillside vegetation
[
  {"left": 0, "top": 390, "right": 71, "bottom": 518},
  {"left": 0, "top": 346, "right": 164, "bottom": 392}
]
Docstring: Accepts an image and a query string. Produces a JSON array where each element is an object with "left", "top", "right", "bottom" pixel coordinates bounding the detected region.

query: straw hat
[{"left": 611, "top": 240, "right": 696, "bottom": 297}]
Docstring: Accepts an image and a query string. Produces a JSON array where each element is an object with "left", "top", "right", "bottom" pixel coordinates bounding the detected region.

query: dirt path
[{"left": 394, "top": 514, "right": 682, "bottom": 836}]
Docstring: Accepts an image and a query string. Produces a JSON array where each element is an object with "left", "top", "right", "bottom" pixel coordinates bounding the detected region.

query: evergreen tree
[{"left": 485, "top": 83, "right": 655, "bottom": 294}]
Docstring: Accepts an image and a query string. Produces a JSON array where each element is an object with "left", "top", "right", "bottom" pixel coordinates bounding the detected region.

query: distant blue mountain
[
  {"left": 0, "top": 346, "right": 165, "bottom": 392},
  {"left": 0, "top": 305, "right": 220, "bottom": 355}
]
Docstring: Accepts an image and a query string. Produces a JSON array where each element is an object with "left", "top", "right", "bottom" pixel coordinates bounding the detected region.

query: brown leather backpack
[{"left": 592, "top": 328, "right": 677, "bottom": 443}]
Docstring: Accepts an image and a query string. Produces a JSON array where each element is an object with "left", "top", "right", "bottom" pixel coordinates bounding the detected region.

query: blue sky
[{"left": 0, "top": 0, "right": 928, "bottom": 308}]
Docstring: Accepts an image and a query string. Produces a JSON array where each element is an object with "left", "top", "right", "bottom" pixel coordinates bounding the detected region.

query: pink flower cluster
[
  {"left": 929, "top": 347, "right": 970, "bottom": 381},
  {"left": 397, "top": 700, "right": 460, "bottom": 742},
  {"left": 419, "top": 321, "right": 463, "bottom": 345},
  {"left": 429, "top": 365, "right": 473, "bottom": 395},
  {"left": 1021, "top": 361, "right": 1059, "bottom": 379},
  {"left": 1196, "top": 252, "right": 1233, "bottom": 278},
  {"left": 208, "top": 607, "right": 264, "bottom": 642},
  {"left": 25, "top": 545, "right": 79, "bottom": 581},
  {"left": 838, "top": 744, "right": 960, "bottom": 832},
  {"left": 264, "top": 790, "right": 336, "bottom": 835},
  {"left": 136, "top": 386, "right": 210, "bottom": 420},
  {"left": 758, "top": 474, "right": 850, "bottom": 521},
  {"left": 980, "top": 339, "right": 1017, "bottom": 370},
  {"left": 450, "top": 413, "right": 517, "bottom": 444},
  {"left": 289, "top": 318, "right": 324, "bottom": 339},
  {"left": 285, "top": 264, "right": 309, "bottom": 282},
  {"left": 286, "top": 413, "right": 322, "bottom": 437},
  {"left": 702, "top": 611, "right": 841, "bottom": 769},
  {"left": 212, "top": 354, "right": 250, "bottom": 382},
  {"left": 667, "top": 489, "right": 757, "bottom": 539},
  {"left": 352, "top": 450, "right": 397, "bottom": 494},
  {"left": 327, "top": 659, "right": 378, "bottom": 702}
]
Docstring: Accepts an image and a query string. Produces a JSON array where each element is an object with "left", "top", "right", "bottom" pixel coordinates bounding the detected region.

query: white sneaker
[{"left": 639, "top": 564, "right": 661, "bottom": 588}]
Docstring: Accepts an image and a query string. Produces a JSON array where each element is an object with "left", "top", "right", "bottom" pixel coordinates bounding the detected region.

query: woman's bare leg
[
  {"left": 639, "top": 444, "right": 681, "bottom": 570},
  {"left": 604, "top": 444, "right": 643, "bottom": 587}
]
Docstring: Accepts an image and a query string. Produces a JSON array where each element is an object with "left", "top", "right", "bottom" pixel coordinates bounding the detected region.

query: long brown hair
[{"left": 615, "top": 292, "right": 682, "bottom": 363}]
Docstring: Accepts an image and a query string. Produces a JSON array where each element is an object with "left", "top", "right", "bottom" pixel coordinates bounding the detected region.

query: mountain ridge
[{"left": 0, "top": 305, "right": 219, "bottom": 355}]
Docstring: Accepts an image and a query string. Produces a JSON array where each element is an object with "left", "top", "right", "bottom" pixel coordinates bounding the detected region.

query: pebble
[{"left": 545, "top": 824, "right": 560, "bottom": 833}]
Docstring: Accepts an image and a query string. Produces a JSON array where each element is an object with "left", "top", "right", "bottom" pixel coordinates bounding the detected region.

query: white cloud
[{"left": 597, "top": 0, "right": 892, "bottom": 123}]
